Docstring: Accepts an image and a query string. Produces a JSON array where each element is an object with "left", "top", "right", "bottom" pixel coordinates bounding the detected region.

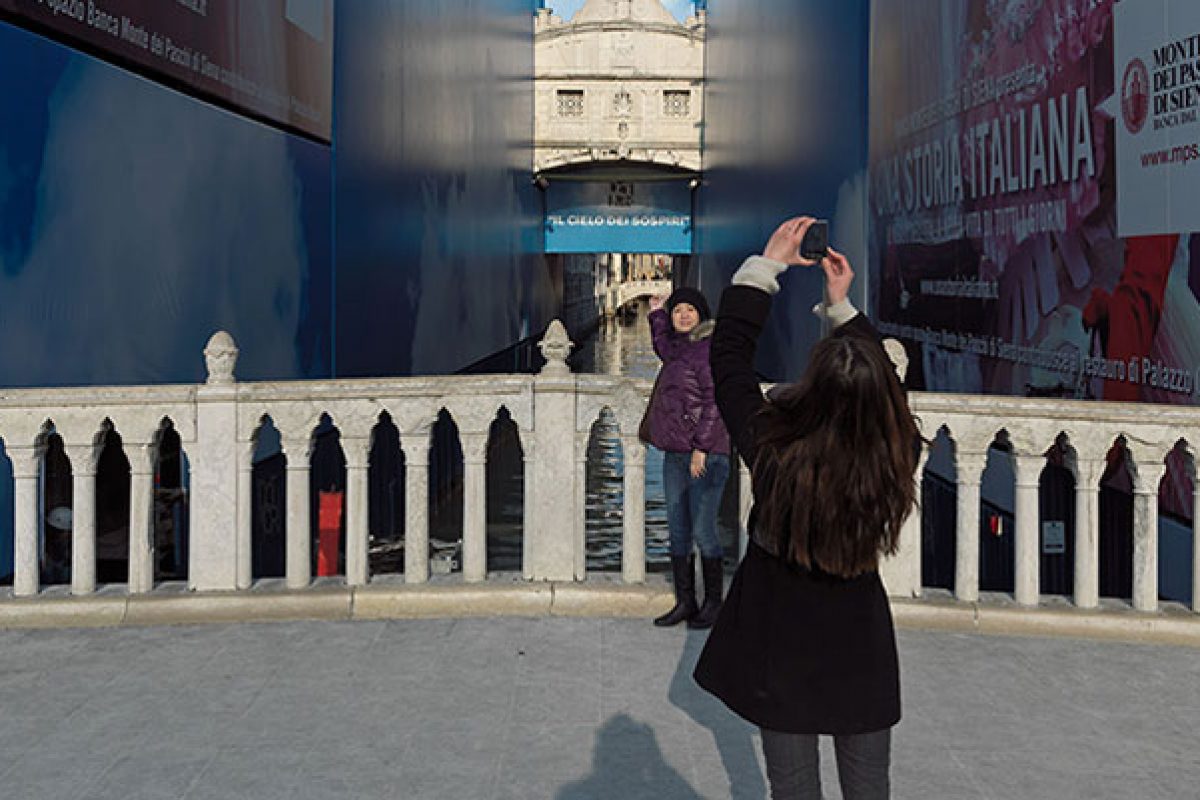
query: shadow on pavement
[
  {"left": 669, "top": 629, "right": 767, "bottom": 799},
  {"left": 556, "top": 713, "right": 703, "bottom": 800}
]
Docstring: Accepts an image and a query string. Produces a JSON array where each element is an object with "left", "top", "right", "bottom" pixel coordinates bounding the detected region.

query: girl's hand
[
  {"left": 763, "top": 216, "right": 819, "bottom": 266},
  {"left": 648, "top": 294, "right": 666, "bottom": 312},
  {"left": 690, "top": 450, "right": 707, "bottom": 479},
  {"left": 821, "top": 247, "right": 854, "bottom": 306}
]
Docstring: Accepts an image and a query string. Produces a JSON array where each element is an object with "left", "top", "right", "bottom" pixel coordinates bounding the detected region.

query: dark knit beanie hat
[{"left": 666, "top": 286, "right": 711, "bottom": 321}]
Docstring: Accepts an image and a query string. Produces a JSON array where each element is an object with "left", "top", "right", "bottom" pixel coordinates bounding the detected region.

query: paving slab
[{"left": 0, "top": 618, "right": 1195, "bottom": 799}]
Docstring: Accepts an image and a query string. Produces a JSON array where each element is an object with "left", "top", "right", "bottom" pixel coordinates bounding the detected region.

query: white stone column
[
  {"left": 235, "top": 441, "right": 254, "bottom": 590},
  {"left": 404, "top": 434, "right": 431, "bottom": 583},
  {"left": 461, "top": 433, "right": 489, "bottom": 583},
  {"left": 10, "top": 446, "right": 41, "bottom": 597},
  {"left": 343, "top": 436, "right": 371, "bottom": 587},
  {"left": 1073, "top": 457, "right": 1105, "bottom": 609},
  {"left": 1132, "top": 459, "right": 1166, "bottom": 612},
  {"left": 522, "top": 439, "right": 535, "bottom": 580},
  {"left": 191, "top": 332, "right": 241, "bottom": 592},
  {"left": 281, "top": 436, "right": 313, "bottom": 590},
  {"left": 529, "top": 321, "right": 579, "bottom": 581},
  {"left": 127, "top": 443, "right": 156, "bottom": 594},
  {"left": 883, "top": 446, "right": 929, "bottom": 598},
  {"left": 1193, "top": 472, "right": 1200, "bottom": 613},
  {"left": 738, "top": 462, "right": 752, "bottom": 561},
  {"left": 66, "top": 443, "right": 98, "bottom": 595},
  {"left": 620, "top": 436, "right": 646, "bottom": 584},
  {"left": 1013, "top": 454, "right": 1044, "bottom": 606},
  {"left": 954, "top": 450, "right": 987, "bottom": 603},
  {"left": 574, "top": 430, "right": 589, "bottom": 580}
]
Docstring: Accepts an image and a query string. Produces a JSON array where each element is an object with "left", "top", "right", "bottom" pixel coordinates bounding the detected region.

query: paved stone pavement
[{"left": 0, "top": 617, "right": 1196, "bottom": 799}]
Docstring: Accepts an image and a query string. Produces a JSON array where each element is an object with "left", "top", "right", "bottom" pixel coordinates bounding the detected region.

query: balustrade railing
[
  {"left": 908, "top": 392, "right": 1200, "bottom": 614},
  {"left": 600, "top": 279, "right": 673, "bottom": 317},
  {"left": 0, "top": 324, "right": 1196, "bottom": 619},
  {"left": 615, "top": 279, "right": 672, "bottom": 308}
]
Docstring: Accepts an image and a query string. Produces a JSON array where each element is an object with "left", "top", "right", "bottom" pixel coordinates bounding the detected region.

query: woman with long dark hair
[{"left": 694, "top": 216, "right": 919, "bottom": 800}]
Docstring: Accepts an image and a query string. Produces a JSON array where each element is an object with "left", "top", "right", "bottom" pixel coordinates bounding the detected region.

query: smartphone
[{"left": 799, "top": 220, "right": 829, "bottom": 260}]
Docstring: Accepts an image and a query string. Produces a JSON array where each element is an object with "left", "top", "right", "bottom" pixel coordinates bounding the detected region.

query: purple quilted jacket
[{"left": 646, "top": 309, "right": 731, "bottom": 455}]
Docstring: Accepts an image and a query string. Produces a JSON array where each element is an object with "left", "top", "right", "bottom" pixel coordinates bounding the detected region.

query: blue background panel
[
  {"left": 0, "top": 20, "right": 333, "bottom": 388},
  {"left": 332, "top": 0, "right": 557, "bottom": 377},
  {"left": 693, "top": 0, "right": 871, "bottom": 381}
]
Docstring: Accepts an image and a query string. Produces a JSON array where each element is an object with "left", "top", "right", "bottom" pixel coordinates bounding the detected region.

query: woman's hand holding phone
[
  {"left": 762, "top": 216, "right": 854, "bottom": 300},
  {"left": 763, "top": 216, "right": 820, "bottom": 267},
  {"left": 821, "top": 247, "right": 854, "bottom": 306},
  {"left": 739, "top": 215, "right": 856, "bottom": 299}
]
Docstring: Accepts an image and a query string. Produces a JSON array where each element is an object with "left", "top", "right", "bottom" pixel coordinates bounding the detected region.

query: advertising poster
[
  {"left": 870, "top": 0, "right": 1200, "bottom": 407},
  {"left": 0, "top": 0, "right": 333, "bottom": 139}
]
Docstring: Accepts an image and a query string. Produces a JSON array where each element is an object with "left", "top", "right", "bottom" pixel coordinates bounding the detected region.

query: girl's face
[{"left": 671, "top": 302, "right": 700, "bottom": 334}]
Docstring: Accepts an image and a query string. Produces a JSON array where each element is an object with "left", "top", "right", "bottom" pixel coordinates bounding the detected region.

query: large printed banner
[
  {"left": 870, "top": 0, "right": 1200, "bottom": 407},
  {"left": 0, "top": 0, "right": 332, "bottom": 140},
  {"left": 545, "top": 181, "right": 693, "bottom": 254}
]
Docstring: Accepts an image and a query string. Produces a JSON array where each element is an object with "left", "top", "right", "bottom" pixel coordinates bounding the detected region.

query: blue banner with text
[{"left": 545, "top": 181, "right": 692, "bottom": 254}]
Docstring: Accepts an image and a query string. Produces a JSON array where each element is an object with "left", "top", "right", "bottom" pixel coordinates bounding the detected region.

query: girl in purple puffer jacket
[{"left": 646, "top": 287, "right": 732, "bottom": 629}]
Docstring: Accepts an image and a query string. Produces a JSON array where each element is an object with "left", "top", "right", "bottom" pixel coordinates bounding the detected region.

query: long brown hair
[{"left": 753, "top": 333, "right": 919, "bottom": 578}]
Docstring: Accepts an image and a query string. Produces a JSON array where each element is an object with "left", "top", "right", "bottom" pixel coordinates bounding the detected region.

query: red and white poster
[
  {"left": 1114, "top": 0, "right": 1200, "bottom": 237},
  {"left": 870, "top": 0, "right": 1200, "bottom": 406}
]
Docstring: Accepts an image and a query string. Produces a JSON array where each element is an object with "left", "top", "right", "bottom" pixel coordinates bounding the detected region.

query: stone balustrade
[
  {"left": 0, "top": 324, "right": 1196, "bottom": 621},
  {"left": 615, "top": 279, "right": 673, "bottom": 307},
  {"left": 906, "top": 392, "right": 1200, "bottom": 614}
]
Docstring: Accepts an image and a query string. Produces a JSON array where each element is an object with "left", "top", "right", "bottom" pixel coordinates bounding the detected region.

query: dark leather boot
[
  {"left": 654, "top": 555, "right": 697, "bottom": 627},
  {"left": 688, "top": 557, "right": 724, "bottom": 630}
]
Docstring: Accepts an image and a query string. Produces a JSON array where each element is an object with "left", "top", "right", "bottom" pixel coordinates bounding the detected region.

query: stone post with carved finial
[
  {"left": 191, "top": 330, "right": 241, "bottom": 590},
  {"left": 529, "top": 321, "right": 582, "bottom": 580}
]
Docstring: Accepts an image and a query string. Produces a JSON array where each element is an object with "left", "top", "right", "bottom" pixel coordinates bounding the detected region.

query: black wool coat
[{"left": 692, "top": 284, "right": 901, "bottom": 735}]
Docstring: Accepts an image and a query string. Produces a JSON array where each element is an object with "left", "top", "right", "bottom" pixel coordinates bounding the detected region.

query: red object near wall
[
  {"left": 1083, "top": 234, "right": 1179, "bottom": 402},
  {"left": 317, "top": 490, "right": 344, "bottom": 577}
]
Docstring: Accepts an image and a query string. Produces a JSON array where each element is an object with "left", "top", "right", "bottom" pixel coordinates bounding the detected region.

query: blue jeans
[{"left": 662, "top": 450, "right": 730, "bottom": 559}]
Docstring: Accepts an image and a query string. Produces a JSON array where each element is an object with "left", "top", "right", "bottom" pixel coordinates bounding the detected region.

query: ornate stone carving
[
  {"left": 341, "top": 436, "right": 372, "bottom": 470},
  {"left": 1012, "top": 453, "right": 1045, "bottom": 488},
  {"left": 954, "top": 450, "right": 989, "bottom": 485},
  {"left": 882, "top": 338, "right": 908, "bottom": 382},
  {"left": 538, "top": 320, "right": 574, "bottom": 377},
  {"left": 1131, "top": 459, "right": 1168, "bottom": 496},
  {"left": 461, "top": 433, "right": 490, "bottom": 465},
  {"left": 613, "top": 88, "right": 632, "bottom": 116},
  {"left": 612, "top": 379, "right": 647, "bottom": 438},
  {"left": 204, "top": 331, "right": 239, "bottom": 385}
]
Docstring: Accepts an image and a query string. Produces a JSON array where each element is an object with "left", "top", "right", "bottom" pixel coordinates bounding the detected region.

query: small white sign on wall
[{"left": 1042, "top": 521, "right": 1066, "bottom": 555}]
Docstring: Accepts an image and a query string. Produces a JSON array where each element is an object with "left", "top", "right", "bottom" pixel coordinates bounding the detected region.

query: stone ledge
[
  {"left": 0, "top": 595, "right": 127, "bottom": 628},
  {"left": 353, "top": 583, "right": 554, "bottom": 619},
  {"left": 891, "top": 598, "right": 1200, "bottom": 648},
  {"left": 0, "top": 587, "right": 1196, "bottom": 648},
  {"left": 125, "top": 589, "right": 352, "bottom": 626},
  {"left": 550, "top": 582, "right": 674, "bottom": 617}
]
